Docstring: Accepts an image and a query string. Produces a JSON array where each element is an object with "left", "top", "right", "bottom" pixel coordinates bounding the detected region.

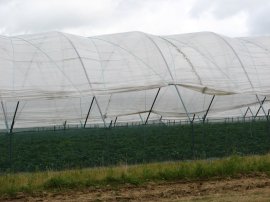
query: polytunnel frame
[
  {"left": 1, "top": 32, "right": 269, "bottom": 131},
  {"left": 109, "top": 32, "right": 220, "bottom": 126},
  {"left": 211, "top": 32, "right": 268, "bottom": 118},
  {"left": 58, "top": 32, "right": 106, "bottom": 128},
  {"left": 80, "top": 32, "right": 268, "bottom": 126},
  {"left": 88, "top": 33, "right": 194, "bottom": 125},
  {"left": 97, "top": 32, "right": 194, "bottom": 126},
  {"left": 87, "top": 32, "right": 240, "bottom": 126},
  {"left": 4, "top": 34, "right": 85, "bottom": 132},
  {"left": 143, "top": 33, "right": 193, "bottom": 123},
  {"left": 1, "top": 31, "right": 270, "bottom": 172},
  {"left": 2, "top": 33, "right": 108, "bottom": 131},
  {"left": 109, "top": 32, "right": 269, "bottom": 127}
]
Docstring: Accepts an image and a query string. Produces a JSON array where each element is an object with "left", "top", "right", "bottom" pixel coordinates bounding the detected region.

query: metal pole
[
  {"left": 9, "top": 132, "right": 12, "bottom": 171},
  {"left": 84, "top": 96, "right": 95, "bottom": 128},
  {"left": 267, "top": 109, "right": 270, "bottom": 136},
  {"left": 113, "top": 116, "right": 118, "bottom": 127},
  {"left": 159, "top": 115, "right": 163, "bottom": 124},
  {"left": 243, "top": 107, "right": 249, "bottom": 118},
  {"left": 94, "top": 97, "right": 107, "bottom": 128},
  {"left": 145, "top": 88, "right": 161, "bottom": 124},
  {"left": 109, "top": 120, "right": 113, "bottom": 128},
  {"left": 244, "top": 107, "right": 254, "bottom": 118},
  {"left": 1, "top": 101, "right": 9, "bottom": 132},
  {"left": 254, "top": 96, "right": 266, "bottom": 118},
  {"left": 173, "top": 85, "right": 191, "bottom": 123},
  {"left": 202, "top": 95, "right": 215, "bottom": 123},
  {"left": 139, "top": 114, "right": 144, "bottom": 123},
  {"left": 63, "top": 120, "right": 67, "bottom": 130},
  {"left": 191, "top": 114, "right": 195, "bottom": 159},
  {"left": 10, "top": 101, "right": 19, "bottom": 134},
  {"left": 256, "top": 95, "right": 267, "bottom": 117},
  {"left": 9, "top": 101, "right": 19, "bottom": 171}
]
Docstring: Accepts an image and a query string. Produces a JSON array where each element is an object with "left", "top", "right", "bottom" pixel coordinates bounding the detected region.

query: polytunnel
[{"left": 0, "top": 31, "right": 269, "bottom": 131}]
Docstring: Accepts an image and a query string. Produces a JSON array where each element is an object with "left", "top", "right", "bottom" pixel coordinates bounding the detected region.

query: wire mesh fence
[{"left": 0, "top": 115, "right": 269, "bottom": 173}]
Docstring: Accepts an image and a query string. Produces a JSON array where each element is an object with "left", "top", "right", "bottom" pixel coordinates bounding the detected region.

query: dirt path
[{"left": 3, "top": 175, "right": 270, "bottom": 202}]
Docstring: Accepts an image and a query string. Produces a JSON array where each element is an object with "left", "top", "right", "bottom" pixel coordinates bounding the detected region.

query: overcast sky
[{"left": 0, "top": 0, "right": 269, "bottom": 37}]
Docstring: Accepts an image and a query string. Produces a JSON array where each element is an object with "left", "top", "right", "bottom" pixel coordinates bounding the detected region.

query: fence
[{"left": 0, "top": 115, "right": 269, "bottom": 173}]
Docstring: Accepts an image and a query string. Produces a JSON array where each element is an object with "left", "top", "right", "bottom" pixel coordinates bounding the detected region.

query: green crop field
[{"left": 0, "top": 119, "right": 270, "bottom": 172}]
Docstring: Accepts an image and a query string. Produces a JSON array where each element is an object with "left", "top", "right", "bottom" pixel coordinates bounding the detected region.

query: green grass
[
  {"left": 0, "top": 119, "right": 270, "bottom": 172},
  {"left": 1, "top": 154, "right": 270, "bottom": 197}
]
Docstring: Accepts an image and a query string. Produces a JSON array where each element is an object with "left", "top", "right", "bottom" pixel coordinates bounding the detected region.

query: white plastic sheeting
[{"left": 0, "top": 31, "right": 269, "bottom": 129}]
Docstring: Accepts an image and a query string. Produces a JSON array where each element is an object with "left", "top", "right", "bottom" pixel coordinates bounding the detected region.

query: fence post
[
  {"left": 8, "top": 101, "right": 20, "bottom": 172},
  {"left": 63, "top": 121, "right": 67, "bottom": 131},
  {"left": 267, "top": 109, "right": 270, "bottom": 137},
  {"left": 8, "top": 132, "right": 13, "bottom": 171},
  {"left": 191, "top": 114, "right": 196, "bottom": 159}
]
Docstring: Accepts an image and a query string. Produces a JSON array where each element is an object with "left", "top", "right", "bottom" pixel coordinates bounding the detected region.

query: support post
[
  {"left": 173, "top": 85, "right": 191, "bottom": 123},
  {"left": 139, "top": 114, "right": 144, "bottom": 123},
  {"left": 113, "top": 116, "right": 118, "bottom": 127},
  {"left": 9, "top": 101, "right": 19, "bottom": 171},
  {"left": 95, "top": 97, "right": 107, "bottom": 128},
  {"left": 244, "top": 107, "right": 254, "bottom": 118},
  {"left": 84, "top": 96, "right": 95, "bottom": 128},
  {"left": 268, "top": 109, "right": 270, "bottom": 136},
  {"left": 256, "top": 95, "right": 267, "bottom": 117},
  {"left": 1, "top": 101, "right": 9, "bottom": 132},
  {"left": 145, "top": 88, "right": 161, "bottom": 125},
  {"left": 9, "top": 131, "right": 12, "bottom": 170},
  {"left": 202, "top": 95, "right": 215, "bottom": 123},
  {"left": 10, "top": 101, "right": 19, "bottom": 134},
  {"left": 191, "top": 114, "right": 196, "bottom": 159},
  {"left": 109, "top": 120, "right": 113, "bottom": 128},
  {"left": 254, "top": 96, "right": 266, "bottom": 118},
  {"left": 63, "top": 120, "right": 67, "bottom": 130}
]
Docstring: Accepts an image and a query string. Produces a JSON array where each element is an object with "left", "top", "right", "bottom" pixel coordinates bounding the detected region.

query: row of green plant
[
  {"left": 1, "top": 154, "right": 270, "bottom": 197},
  {"left": 0, "top": 119, "right": 269, "bottom": 172}
]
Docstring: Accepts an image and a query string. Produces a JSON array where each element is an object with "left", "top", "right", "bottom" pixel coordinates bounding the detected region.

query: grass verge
[{"left": 1, "top": 154, "right": 270, "bottom": 197}]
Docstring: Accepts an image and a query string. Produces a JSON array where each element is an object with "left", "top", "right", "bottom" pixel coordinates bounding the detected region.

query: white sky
[{"left": 0, "top": 0, "right": 269, "bottom": 37}]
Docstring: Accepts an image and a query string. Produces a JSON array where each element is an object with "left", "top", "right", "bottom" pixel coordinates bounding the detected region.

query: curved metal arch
[
  {"left": 58, "top": 32, "right": 107, "bottom": 127},
  {"left": 137, "top": 32, "right": 192, "bottom": 122},
  {"left": 87, "top": 37, "right": 113, "bottom": 119},
  {"left": 238, "top": 39, "right": 270, "bottom": 100},
  {"left": 87, "top": 37, "right": 107, "bottom": 89},
  {"left": 165, "top": 37, "right": 235, "bottom": 84},
  {"left": 138, "top": 32, "right": 174, "bottom": 81},
  {"left": 89, "top": 35, "right": 166, "bottom": 83},
  {"left": 21, "top": 35, "right": 51, "bottom": 88},
  {"left": 9, "top": 37, "right": 15, "bottom": 90},
  {"left": 11, "top": 35, "right": 82, "bottom": 94},
  {"left": 91, "top": 35, "right": 154, "bottom": 92},
  {"left": 237, "top": 38, "right": 264, "bottom": 90},
  {"left": 158, "top": 36, "right": 203, "bottom": 85},
  {"left": 209, "top": 32, "right": 254, "bottom": 90},
  {"left": 239, "top": 38, "right": 270, "bottom": 54},
  {"left": 7, "top": 36, "right": 50, "bottom": 91},
  {"left": 57, "top": 32, "right": 93, "bottom": 90},
  {"left": 210, "top": 33, "right": 268, "bottom": 116}
]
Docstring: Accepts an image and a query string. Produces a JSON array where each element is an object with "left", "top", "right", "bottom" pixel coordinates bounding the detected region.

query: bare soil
[{"left": 2, "top": 174, "right": 270, "bottom": 202}]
